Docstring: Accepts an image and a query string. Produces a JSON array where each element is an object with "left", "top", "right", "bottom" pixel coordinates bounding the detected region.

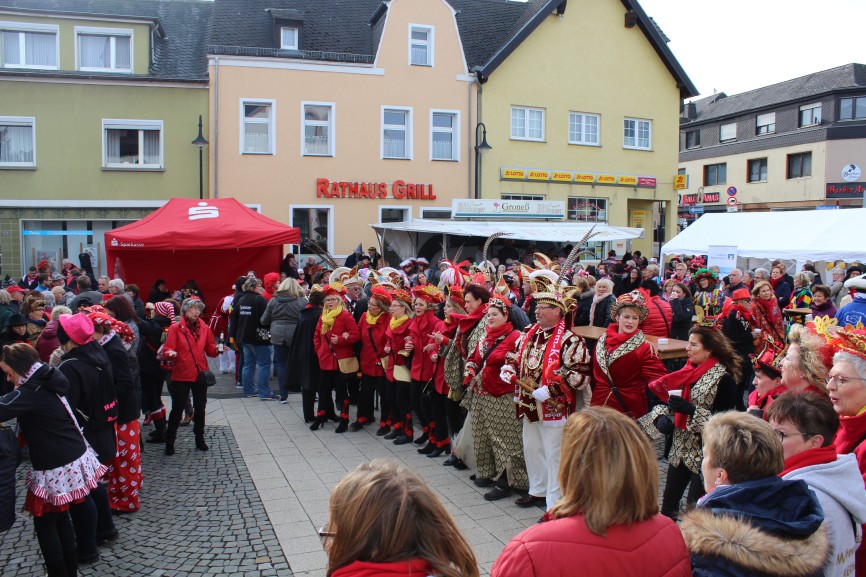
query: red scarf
[
  {"left": 604, "top": 322, "right": 636, "bottom": 351},
  {"left": 331, "top": 559, "right": 433, "bottom": 577},
  {"left": 722, "top": 301, "right": 754, "bottom": 325},
  {"left": 649, "top": 357, "right": 718, "bottom": 429},
  {"left": 769, "top": 276, "right": 781, "bottom": 289},
  {"left": 450, "top": 304, "right": 489, "bottom": 357},
  {"left": 752, "top": 384, "right": 787, "bottom": 409},
  {"left": 484, "top": 320, "right": 514, "bottom": 345},
  {"left": 779, "top": 445, "right": 837, "bottom": 477},
  {"left": 522, "top": 294, "right": 532, "bottom": 314}
]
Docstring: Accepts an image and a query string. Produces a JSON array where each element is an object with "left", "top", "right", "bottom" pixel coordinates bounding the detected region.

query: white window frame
[
  {"left": 408, "top": 24, "right": 433, "bottom": 67},
  {"left": 567, "top": 197, "right": 608, "bottom": 222},
  {"left": 756, "top": 112, "right": 776, "bottom": 135},
  {"left": 301, "top": 101, "right": 335, "bottom": 157},
  {"left": 420, "top": 207, "right": 452, "bottom": 219},
  {"left": 719, "top": 122, "right": 736, "bottom": 142},
  {"left": 75, "top": 26, "right": 133, "bottom": 73},
  {"left": 290, "top": 204, "right": 334, "bottom": 257},
  {"left": 0, "top": 21, "right": 59, "bottom": 70},
  {"left": 280, "top": 27, "right": 298, "bottom": 50},
  {"left": 0, "top": 115, "right": 36, "bottom": 168},
  {"left": 511, "top": 106, "right": 545, "bottom": 142},
  {"left": 378, "top": 205, "right": 412, "bottom": 224},
  {"left": 568, "top": 112, "right": 600, "bottom": 146},
  {"left": 500, "top": 194, "right": 545, "bottom": 201},
  {"left": 430, "top": 109, "right": 459, "bottom": 161},
  {"left": 799, "top": 102, "right": 821, "bottom": 128},
  {"left": 623, "top": 117, "right": 652, "bottom": 150},
  {"left": 101, "top": 119, "right": 163, "bottom": 170},
  {"left": 381, "top": 106, "right": 413, "bottom": 160},
  {"left": 240, "top": 98, "right": 276, "bottom": 155}
]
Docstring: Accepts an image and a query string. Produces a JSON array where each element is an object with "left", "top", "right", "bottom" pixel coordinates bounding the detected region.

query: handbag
[
  {"left": 337, "top": 356, "right": 359, "bottom": 375},
  {"left": 393, "top": 364, "right": 411, "bottom": 382},
  {"left": 255, "top": 328, "right": 271, "bottom": 343},
  {"left": 181, "top": 327, "right": 217, "bottom": 387}
]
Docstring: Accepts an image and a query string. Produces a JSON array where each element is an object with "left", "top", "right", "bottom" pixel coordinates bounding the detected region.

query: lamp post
[
  {"left": 474, "top": 122, "right": 492, "bottom": 199},
  {"left": 191, "top": 114, "right": 209, "bottom": 200}
]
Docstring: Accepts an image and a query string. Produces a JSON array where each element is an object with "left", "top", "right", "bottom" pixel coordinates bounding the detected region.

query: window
[
  {"left": 280, "top": 27, "right": 298, "bottom": 50},
  {"left": 240, "top": 100, "right": 275, "bottom": 154},
  {"left": 703, "top": 163, "right": 726, "bottom": 186},
  {"left": 76, "top": 27, "right": 132, "bottom": 73},
  {"left": 102, "top": 119, "right": 162, "bottom": 169},
  {"left": 719, "top": 122, "right": 736, "bottom": 142},
  {"left": 0, "top": 116, "right": 35, "bottom": 167},
  {"left": 420, "top": 208, "right": 451, "bottom": 219},
  {"left": 787, "top": 152, "right": 812, "bottom": 179},
  {"left": 380, "top": 207, "right": 410, "bottom": 223},
  {"left": 501, "top": 194, "right": 544, "bottom": 201},
  {"left": 302, "top": 102, "right": 334, "bottom": 156},
  {"left": 568, "top": 112, "right": 600, "bottom": 145},
  {"left": 567, "top": 197, "right": 607, "bottom": 222},
  {"left": 747, "top": 158, "right": 767, "bottom": 182},
  {"left": 623, "top": 118, "right": 652, "bottom": 149},
  {"left": 293, "top": 206, "right": 333, "bottom": 257},
  {"left": 756, "top": 112, "right": 775, "bottom": 135},
  {"left": 799, "top": 103, "right": 821, "bottom": 127},
  {"left": 430, "top": 110, "right": 458, "bottom": 161},
  {"left": 382, "top": 107, "right": 412, "bottom": 159},
  {"left": 0, "top": 22, "right": 58, "bottom": 69},
  {"left": 511, "top": 106, "right": 544, "bottom": 141},
  {"left": 409, "top": 25, "right": 433, "bottom": 66},
  {"left": 839, "top": 97, "right": 866, "bottom": 120},
  {"left": 685, "top": 129, "right": 700, "bottom": 149}
]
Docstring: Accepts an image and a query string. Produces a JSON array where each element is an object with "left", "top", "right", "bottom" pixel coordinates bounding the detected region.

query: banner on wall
[{"left": 707, "top": 245, "right": 738, "bottom": 277}]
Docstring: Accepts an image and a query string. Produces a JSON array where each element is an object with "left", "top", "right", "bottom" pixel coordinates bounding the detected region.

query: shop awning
[{"left": 371, "top": 219, "right": 644, "bottom": 243}]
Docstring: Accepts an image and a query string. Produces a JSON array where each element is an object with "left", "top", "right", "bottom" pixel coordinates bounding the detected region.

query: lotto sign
[{"left": 727, "top": 196, "right": 738, "bottom": 206}]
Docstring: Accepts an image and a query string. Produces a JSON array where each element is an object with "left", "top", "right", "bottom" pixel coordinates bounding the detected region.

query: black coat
[
  {"left": 669, "top": 297, "right": 694, "bottom": 341},
  {"left": 591, "top": 295, "right": 615, "bottom": 328},
  {"left": 138, "top": 316, "right": 171, "bottom": 375},
  {"left": 288, "top": 306, "right": 322, "bottom": 392},
  {"left": 103, "top": 334, "right": 141, "bottom": 424},
  {"left": 722, "top": 311, "right": 755, "bottom": 357},
  {"left": 230, "top": 290, "right": 269, "bottom": 345},
  {"left": 574, "top": 290, "right": 594, "bottom": 327},
  {"left": 774, "top": 281, "right": 792, "bottom": 309}
]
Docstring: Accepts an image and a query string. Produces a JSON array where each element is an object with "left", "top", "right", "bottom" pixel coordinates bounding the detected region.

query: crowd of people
[{"left": 3, "top": 242, "right": 866, "bottom": 577}]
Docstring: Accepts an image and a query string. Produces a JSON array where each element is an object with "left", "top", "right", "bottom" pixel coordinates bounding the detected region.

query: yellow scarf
[
  {"left": 365, "top": 311, "right": 383, "bottom": 326},
  {"left": 390, "top": 315, "right": 409, "bottom": 331},
  {"left": 321, "top": 307, "right": 342, "bottom": 334}
]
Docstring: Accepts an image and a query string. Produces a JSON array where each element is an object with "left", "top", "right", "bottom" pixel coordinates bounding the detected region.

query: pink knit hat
[{"left": 58, "top": 314, "right": 94, "bottom": 345}]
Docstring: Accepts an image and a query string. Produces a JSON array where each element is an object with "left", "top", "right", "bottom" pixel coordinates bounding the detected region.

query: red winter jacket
[
  {"left": 834, "top": 409, "right": 866, "bottom": 575},
  {"left": 466, "top": 325, "right": 520, "bottom": 397},
  {"left": 428, "top": 319, "right": 454, "bottom": 395},
  {"left": 491, "top": 514, "right": 692, "bottom": 577},
  {"left": 163, "top": 319, "right": 218, "bottom": 383},
  {"left": 313, "top": 309, "right": 360, "bottom": 371},
  {"left": 641, "top": 295, "right": 672, "bottom": 338},
  {"left": 409, "top": 310, "right": 438, "bottom": 382},
  {"left": 358, "top": 311, "right": 389, "bottom": 377},
  {"left": 385, "top": 317, "right": 412, "bottom": 382}
]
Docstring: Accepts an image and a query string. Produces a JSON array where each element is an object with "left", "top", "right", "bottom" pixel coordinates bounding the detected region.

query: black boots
[
  {"left": 195, "top": 434, "right": 209, "bottom": 451},
  {"left": 147, "top": 419, "right": 166, "bottom": 444},
  {"left": 310, "top": 412, "right": 326, "bottom": 431},
  {"left": 335, "top": 400, "right": 350, "bottom": 434},
  {"left": 483, "top": 474, "right": 511, "bottom": 501},
  {"left": 417, "top": 441, "right": 436, "bottom": 455},
  {"left": 164, "top": 425, "right": 177, "bottom": 456}
]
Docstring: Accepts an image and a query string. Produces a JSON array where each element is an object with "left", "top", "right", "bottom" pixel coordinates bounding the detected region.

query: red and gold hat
[
  {"left": 370, "top": 285, "right": 393, "bottom": 306},
  {"left": 827, "top": 327, "right": 866, "bottom": 361},
  {"left": 488, "top": 293, "right": 511, "bottom": 315},
  {"left": 610, "top": 289, "right": 649, "bottom": 321},
  {"left": 411, "top": 284, "right": 444, "bottom": 304},
  {"left": 446, "top": 285, "right": 466, "bottom": 310},
  {"left": 322, "top": 282, "right": 347, "bottom": 299},
  {"left": 753, "top": 339, "right": 785, "bottom": 378},
  {"left": 390, "top": 288, "right": 413, "bottom": 307}
]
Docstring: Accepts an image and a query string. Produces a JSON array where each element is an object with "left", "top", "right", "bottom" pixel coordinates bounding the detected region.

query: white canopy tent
[
  {"left": 662, "top": 208, "right": 866, "bottom": 274},
  {"left": 371, "top": 219, "right": 644, "bottom": 261}
]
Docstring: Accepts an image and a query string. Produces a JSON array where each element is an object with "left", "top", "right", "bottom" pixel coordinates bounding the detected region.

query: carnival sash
[{"left": 515, "top": 320, "right": 568, "bottom": 420}]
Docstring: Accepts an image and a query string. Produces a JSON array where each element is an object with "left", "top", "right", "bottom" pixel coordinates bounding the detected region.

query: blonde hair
[
  {"left": 596, "top": 278, "right": 614, "bottom": 292},
  {"left": 702, "top": 411, "right": 783, "bottom": 484},
  {"left": 751, "top": 280, "right": 772, "bottom": 299},
  {"left": 326, "top": 460, "right": 478, "bottom": 577},
  {"left": 787, "top": 324, "right": 829, "bottom": 394},
  {"left": 277, "top": 278, "right": 305, "bottom": 298},
  {"left": 550, "top": 407, "right": 659, "bottom": 535}
]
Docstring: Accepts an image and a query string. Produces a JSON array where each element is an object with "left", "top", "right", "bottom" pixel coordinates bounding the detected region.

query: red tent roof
[{"left": 105, "top": 198, "right": 299, "bottom": 250}]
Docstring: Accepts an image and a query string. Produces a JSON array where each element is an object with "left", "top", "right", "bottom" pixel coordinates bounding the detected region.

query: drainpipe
[
  {"left": 475, "top": 80, "right": 483, "bottom": 200},
  {"left": 213, "top": 56, "right": 220, "bottom": 198},
  {"left": 467, "top": 77, "right": 473, "bottom": 200}
]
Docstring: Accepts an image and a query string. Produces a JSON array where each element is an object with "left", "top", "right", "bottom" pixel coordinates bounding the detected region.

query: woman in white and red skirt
[{"left": 0, "top": 343, "right": 106, "bottom": 576}]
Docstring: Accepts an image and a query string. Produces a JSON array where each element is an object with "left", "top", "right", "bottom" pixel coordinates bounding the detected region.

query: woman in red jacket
[
  {"left": 383, "top": 289, "right": 414, "bottom": 444},
  {"left": 353, "top": 286, "right": 391, "bottom": 434},
  {"left": 590, "top": 290, "right": 667, "bottom": 419},
  {"left": 311, "top": 284, "right": 360, "bottom": 433},
  {"left": 409, "top": 285, "right": 444, "bottom": 454},
  {"left": 463, "top": 294, "right": 527, "bottom": 501},
  {"left": 425, "top": 292, "right": 462, "bottom": 458},
  {"left": 492, "top": 407, "right": 691, "bottom": 577}
]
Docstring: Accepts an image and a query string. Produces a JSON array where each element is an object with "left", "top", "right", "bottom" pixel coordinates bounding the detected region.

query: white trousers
[{"left": 522, "top": 419, "right": 564, "bottom": 511}]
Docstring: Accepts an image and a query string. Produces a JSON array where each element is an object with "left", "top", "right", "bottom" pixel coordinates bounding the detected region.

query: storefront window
[
  {"left": 567, "top": 197, "right": 607, "bottom": 222},
  {"left": 21, "top": 219, "right": 133, "bottom": 277},
  {"left": 292, "top": 207, "right": 331, "bottom": 256}
]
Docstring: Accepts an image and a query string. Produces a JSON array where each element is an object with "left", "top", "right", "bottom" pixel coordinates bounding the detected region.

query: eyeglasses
[
  {"left": 826, "top": 374, "right": 866, "bottom": 388},
  {"left": 317, "top": 524, "right": 336, "bottom": 546},
  {"left": 774, "top": 430, "right": 813, "bottom": 442},
  {"left": 535, "top": 305, "right": 556, "bottom": 311}
]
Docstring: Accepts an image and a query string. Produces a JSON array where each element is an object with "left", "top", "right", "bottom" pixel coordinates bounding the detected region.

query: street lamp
[
  {"left": 191, "top": 114, "right": 209, "bottom": 200},
  {"left": 474, "top": 122, "right": 492, "bottom": 199}
]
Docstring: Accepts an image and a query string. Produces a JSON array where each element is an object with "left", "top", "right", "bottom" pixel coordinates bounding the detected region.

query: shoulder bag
[
  {"left": 326, "top": 334, "right": 359, "bottom": 375},
  {"left": 182, "top": 328, "right": 216, "bottom": 387},
  {"left": 368, "top": 327, "right": 389, "bottom": 372}
]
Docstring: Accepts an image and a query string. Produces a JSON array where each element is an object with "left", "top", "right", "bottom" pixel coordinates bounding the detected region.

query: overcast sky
[{"left": 637, "top": 0, "right": 866, "bottom": 100}]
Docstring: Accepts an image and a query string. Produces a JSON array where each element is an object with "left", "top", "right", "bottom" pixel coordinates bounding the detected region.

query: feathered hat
[
  {"left": 411, "top": 284, "right": 444, "bottom": 305},
  {"left": 446, "top": 284, "right": 466, "bottom": 311},
  {"left": 390, "top": 288, "right": 413, "bottom": 308},
  {"left": 331, "top": 266, "right": 361, "bottom": 287},
  {"left": 369, "top": 285, "right": 393, "bottom": 307}
]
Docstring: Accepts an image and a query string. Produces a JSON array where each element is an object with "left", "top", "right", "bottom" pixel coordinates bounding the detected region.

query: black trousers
[
  {"left": 33, "top": 511, "right": 76, "bottom": 574},
  {"left": 141, "top": 371, "right": 166, "bottom": 418},
  {"left": 167, "top": 380, "right": 207, "bottom": 436},
  {"left": 736, "top": 356, "right": 753, "bottom": 411},
  {"left": 383, "top": 378, "right": 400, "bottom": 428},
  {"left": 661, "top": 462, "right": 705, "bottom": 519},
  {"left": 375, "top": 376, "right": 391, "bottom": 427},
  {"left": 446, "top": 396, "right": 466, "bottom": 436},
  {"left": 317, "top": 370, "right": 347, "bottom": 419},
  {"left": 410, "top": 379, "right": 432, "bottom": 436},
  {"left": 357, "top": 374, "right": 379, "bottom": 423},
  {"left": 394, "top": 380, "right": 412, "bottom": 435},
  {"left": 301, "top": 389, "right": 317, "bottom": 422},
  {"left": 346, "top": 372, "right": 360, "bottom": 404},
  {"left": 430, "top": 389, "right": 451, "bottom": 446}
]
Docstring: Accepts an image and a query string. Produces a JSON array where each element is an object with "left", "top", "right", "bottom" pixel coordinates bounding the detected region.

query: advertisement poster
[{"left": 707, "top": 245, "right": 738, "bottom": 276}]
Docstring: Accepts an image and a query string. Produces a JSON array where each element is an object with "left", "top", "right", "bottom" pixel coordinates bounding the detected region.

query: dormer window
[
  {"left": 409, "top": 25, "right": 433, "bottom": 67},
  {"left": 76, "top": 27, "right": 133, "bottom": 73},
  {"left": 280, "top": 27, "right": 298, "bottom": 50},
  {"left": 0, "top": 22, "right": 58, "bottom": 69}
]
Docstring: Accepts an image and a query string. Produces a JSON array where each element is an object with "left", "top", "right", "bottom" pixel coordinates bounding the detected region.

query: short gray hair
[
  {"left": 51, "top": 305, "right": 71, "bottom": 321},
  {"left": 40, "top": 291, "right": 55, "bottom": 307},
  {"left": 754, "top": 268, "right": 770, "bottom": 280},
  {"left": 597, "top": 279, "right": 615, "bottom": 292},
  {"left": 243, "top": 278, "right": 261, "bottom": 292},
  {"left": 0, "top": 290, "right": 9, "bottom": 305},
  {"left": 832, "top": 267, "right": 845, "bottom": 277},
  {"left": 181, "top": 298, "right": 206, "bottom": 314},
  {"left": 108, "top": 279, "right": 125, "bottom": 291},
  {"left": 834, "top": 352, "right": 866, "bottom": 382}
]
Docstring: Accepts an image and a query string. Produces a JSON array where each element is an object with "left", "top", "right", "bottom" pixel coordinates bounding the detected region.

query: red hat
[
  {"left": 610, "top": 289, "right": 649, "bottom": 321},
  {"left": 79, "top": 304, "right": 107, "bottom": 315},
  {"left": 411, "top": 284, "right": 444, "bottom": 305},
  {"left": 322, "top": 283, "right": 347, "bottom": 300},
  {"left": 731, "top": 288, "right": 750, "bottom": 301},
  {"left": 447, "top": 285, "right": 465, "bottom": 310},
  {"left": 88, "top": 312, "right": 114, "bottom": 328},
  {"left": 6, "top": 286, "right": 25, "bottom": 294},
  {"left": 370, "top": 285, "right": 393, "bottom": 306},
  {"left": 488, "top": 293, "right": 511, "bottom": 315},
  {"left": 826, "top": 327, "right": 866, "bottom": 361},
  {"left": 58, "top": 313, "right": 94, "bottom": 345},
  {"left": 753, "top": 339, "right": 784, "bottom": 378},
  {"left": 390, "top": 289, "right": 413, "bottom": 307},
  {"left": 154, "top": 301, "right": 175, "bottom": 319}
]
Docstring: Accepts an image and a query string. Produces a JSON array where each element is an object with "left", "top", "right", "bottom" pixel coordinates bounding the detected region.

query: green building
[{"left": 0, "top": 0, "right": 210, "bottom": 279}]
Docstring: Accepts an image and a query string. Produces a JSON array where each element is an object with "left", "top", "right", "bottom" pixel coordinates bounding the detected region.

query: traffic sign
[
  {"left": 726, "top": 206, "right": 739, "bottom": 213},
  {"left": 726, "top": 196, "right": 738, "bottom": 206},
  {"left": 688, "top": 206, "right": 704, "bottom": 215},
  {"left": 727, "top": 187, "right": 738, "bottom": 196}
]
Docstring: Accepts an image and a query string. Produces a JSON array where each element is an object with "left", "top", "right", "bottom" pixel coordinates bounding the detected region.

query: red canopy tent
[{"left": 105, "top": 198, "right": 300, "bottom": 307}]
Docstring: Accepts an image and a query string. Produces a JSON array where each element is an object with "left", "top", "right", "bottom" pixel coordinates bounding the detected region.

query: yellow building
[{"left": 474, "top": 0, "right": 697, "bottom": 259}]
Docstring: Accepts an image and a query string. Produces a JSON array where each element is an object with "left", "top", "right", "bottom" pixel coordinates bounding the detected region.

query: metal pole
[{"left": 198, "top": 147, "right": 204, "bottom": 200}]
